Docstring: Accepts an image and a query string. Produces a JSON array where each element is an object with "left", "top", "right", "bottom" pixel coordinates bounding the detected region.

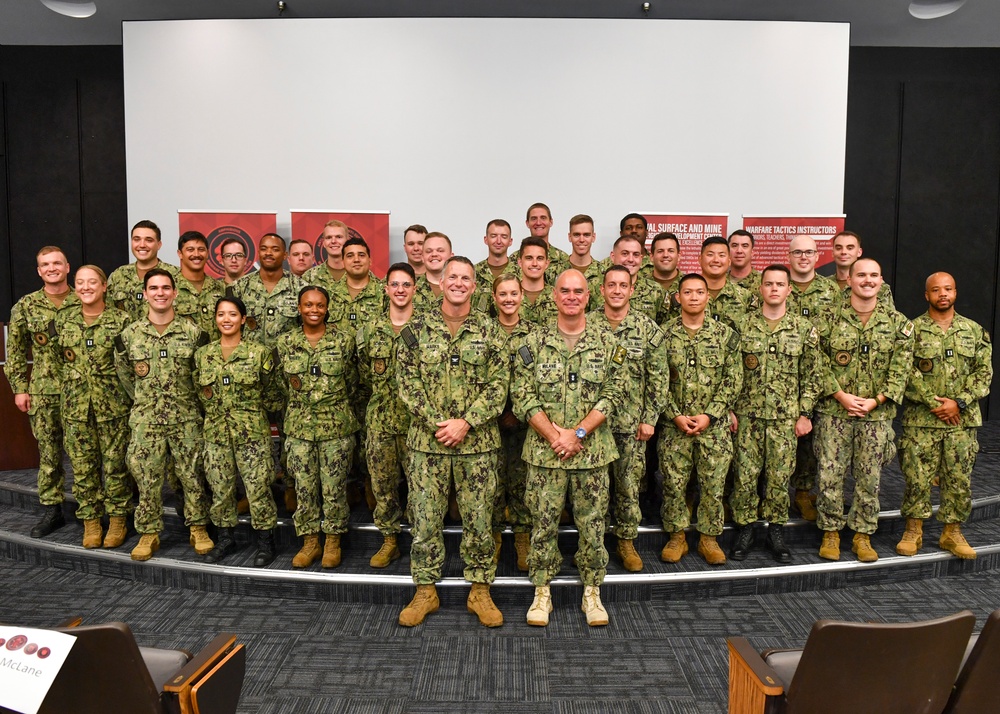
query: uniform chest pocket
[
  {"left": 230, "top": 361, "right": 260, "bottom": 385},
  {"left": 319, "top": 352, "right": 346, "bottom": 377},
  {"left": 60, "top": 325, "right": 83, "bottom": 348},
  {"left": 461, "top": 346, "right": 489, "bottom": 380},
  {"left": 741, "top": 337, "right": 765, "bottom": 356},
  {"left": 955, "top": 339, "right": 976, "bottom": 359},
  {"left": 535, "top": 363, "right": 563, "bottom": 400},
  {"left": 198, "top": 368, "right": 218, "bottom": 387},
  {"left": 775, "top": 334, "right": 802, "bottom": 357},
  {"left": 828, "top": 333, "right": 857, "bottom": 354},
  {"left": 694, "top": 347, "right": 724, "bottom": 369},
  {"left": 369, "top": 350, "right": 393, "bottom": 379},
  {"left": 283, "top": 355, "right": 309, "bottom": 391}
]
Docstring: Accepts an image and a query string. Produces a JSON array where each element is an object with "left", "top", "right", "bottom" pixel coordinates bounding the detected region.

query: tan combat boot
[
  {"left": 852, "top": 533, "right": 878, "bottom": 562},
  {"left": 493, "top": 532, "right": 503, "bottom": 564},
  {"left": 895, "top": 518, "right": 923, "bottom": 557},
  {"left": 284, "top": 486, "right": 297, "bottom": 514},
  {"left": 582, "top": 585, "right": 609, "bottom": 627},
  {"left": 617, "top": 538, "right": 644, "bottom": 572},
  {"left": 130, "top": 533, "right": 160, "bottom": 561},
  {"left": 322, "top": 534, "right": 342, "bottom": 568},
  {"left": 189, "top": 525, "right": 214, "bottom": 555},
  {"left": 514, "top": 532, "right": 530, "bottom": 572},
  {"left": 292, "top": 534, "right": 322, "bottom": 568},
  {"left": 399, "top": 585, "right": 439, "bottom": 627},
  {"left": 660, "top": 532, "right": 689, "bottom": 563},
  {"left": 795, "top": 490, "right": 818, "bottom": 521},
  {"left": 369, "top": 535, "right": 400, "bottom": 568},
  {"left": 819, "top": 531, "right": 840, "bottom": 560},
  {"left": 82, "top": 519, "right": 103, "bottom": 549},
  {"left": 940, "top": 523, "right": 976, "bottom": 559},
  {"left": 697, "top": 534, "right": 726, "bottom": 565},
  {"left": 526, "top": 586, "right": 553, "bottom": 626},
  {"left": 103, "top": 516, "right": 127, "bottom": 549},
  {"left": 467, "top": 583, "right": 503, "bottom": 627}
]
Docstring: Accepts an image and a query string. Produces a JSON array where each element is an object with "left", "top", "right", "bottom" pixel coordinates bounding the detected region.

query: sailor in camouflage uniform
[
  {"left": 195, "top": 296, "right": 282, "bottom": 567},
  {"left": 658, "top": 273, "right": 743, "bottom": 566},
  {"left": 275, "top": 286, "right": 360, "bottom": 569},
  {"left": 174, "top": 231, "right": 225, "bottom": 340},
  {"left": 590, "top": 236, "right": 662, "bottom": 322},
  {"left": 512, "top": 269, "right": 626, "bottom": 627},
  {"left": 411, "top": 232, "right": 451, "bottom": 315},
  {"left": 831, "top": 231, "right": 896, "bottom": 310},
  {"left": 814, "top": 258, "right": 913, "bottom": 562},
  {"left": 729, "top": 266, "right": 823, "bottom": 563},
  {"left": 57, "top": 266, "right": 132, "bottom": 549},
  {"left": 700, "top": 236, "right": 753, "bottom": 334},
  {"left": 302, "top": 221, "right": 349, "bottom": 293},
  {"left": 106, "top": 220, "right": 179, "bottom": 322},
  {"left": 5, "top": 246, "right": 79, "bottom": 538},
  {"left": 645, "top": 232, "right": 684, "bottom": 326},
  {"left": 115, "top": 268, "right": 213, "bottom": 561},
  {"left": 517, "top": 237, "right": 558, "bottom": 325},
  {"left": 474, "top": 220, "right": 515, "bottom": 310},
  {"left": 590, "top": 265, "right": 668, "bottom": 573},
  {"left": 897, "top": 272, "right": 992, "bottom": 559},
  {"left": 356, "top": 263, "right": 418, "bottom": 568},
  {"left": 506, "top": 202, "right": 572, "bottom": 285},
  {"left": 396, "top": 257, "right": 509, "bottom": 628},
  {"left": 727, "top": 230, "right": 762, "bottom": 295}
]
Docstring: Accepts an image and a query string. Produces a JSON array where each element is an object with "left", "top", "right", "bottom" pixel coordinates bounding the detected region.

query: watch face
[{"left": 575, "top": 428, "right": 586, "bottom": 438}]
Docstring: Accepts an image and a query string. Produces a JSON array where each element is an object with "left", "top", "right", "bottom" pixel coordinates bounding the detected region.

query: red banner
[
  {"left": 740, "top": 215, "right": 846, "bottom": 270},
  {"left": 178, "top": 211, "right": 278, "bottom": 279},
  {"left": 640, "top": 213, "right": 729, "bottom": 273},
  {"left": 290, "top": 210, "right": 391, "bottom": 279}
]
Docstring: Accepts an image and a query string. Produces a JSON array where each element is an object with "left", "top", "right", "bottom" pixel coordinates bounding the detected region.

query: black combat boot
[
  {"left": 253, "top": 529, "right": 276, "bottom": 567},
  {"left": 730, "top": 524, "right": 754, "bottom": 561},
  {"left": 766, "top": 524, "right": 792, "bottom": 563},
  {"left": 31, "top": 504, "right": 65, "bottom": 538},
  {"left": 204, "top": 527, "right": 238, "bottom": 563}
]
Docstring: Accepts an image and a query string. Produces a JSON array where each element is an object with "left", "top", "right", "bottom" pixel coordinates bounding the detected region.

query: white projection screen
[{"left": 123, "top": 18, "right": 850, "bottom": 263}]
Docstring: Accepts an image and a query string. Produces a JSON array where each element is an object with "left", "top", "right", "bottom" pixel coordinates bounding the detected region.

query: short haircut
[
  {"left": 215, "top": 295, "right": 247, "bottom": 317},
  {"left": 131, "top": 219, "right": 161, "bottom": 242},
  {"left": 519, "top": 236, "right": 548, "bottom": 254},
  {"left": 444, "top": 255, "right": 475, "bottom": 274},
  {"left": 849, "top": 258, "right": 879, "bottom": 276},
  {"left": 761, "top": 264, "right": 790, "bottom": 281},
  {"left": 298, "top": 284, "right": 330, "bottom": 303},
  {"left": 612, "top": 235, "right": 643, "bottom": 251},
  {"left": 678, "top": 273, "right": 708, "bottom": 289},
  {"left": 492, "top": 273, "right": 521, "bottom": 293},
  {"left": 603, "top": 264, "right": 632, "bottom": 282},
  {"left": 36, "top": 245, "right": 66, "bottom": 259},
  {"left": 289, "top": 238, "right": 312, "bottom": 251},
  {"left": 75, "top": 264, "right": 107, "bottom": 283},
  {"left": 728, "top": 229, "right": 755, "bottom": 246},
  {"left": 178, "top": 230, "right": 208, "bottom": 249},
  {"left": 525, "top": 202, "right": 552, "bottom": 221},
  {"left": 834, "top": 230, "right": 863, "bottom": 249},
  {"left": 143, "top": 267, "right": 175, "bottom": 289},
  {"left": 324, "top": 220, "right": 349, "bottom": 234},
  {"left": 403, "top": 224, "right": 428, "bottom": 236},
  {"left": 619, "top": 213, "right": 646, "bottom": 231},
  {"left": 386, "top": 262, "right": 416, "bottom": 282},
  {"left": 701, "top": 235, "right": 729, "bottom": 253},
  {"left": 569, "top": 213, "right": 594, "bottom": 229},
  {"left": 342, "top": 236, "right": 369, "bottom": 254},
  {"left": 220, "top": 236, "right": 247, "bottom": 254},
  {"left": 486, "top": 219, "right": 511, "bottom": 233},
  {"left": 260, "top": 232, "right": 286, "bottom": 250},
  {"left": 650, "top": 232, "right": 680, "bottom": 252},
  {"left": 424, "top": 231, "right": 452, "bottom": 249}
]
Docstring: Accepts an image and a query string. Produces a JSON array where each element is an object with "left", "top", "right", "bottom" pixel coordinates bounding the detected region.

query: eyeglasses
[
  {"left": 789, "top": 250, "right": 818, "bottom": 257},
  {"left": 388, "top": 281, "right": 414, "bottom": 289},
  {"left": 222, "top": 252, "right": 246, "bottom": 260}
]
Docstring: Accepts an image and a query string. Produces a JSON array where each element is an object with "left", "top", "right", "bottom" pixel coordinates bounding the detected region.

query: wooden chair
[
  {"left": 727, "top": 609, "right": 976, "bottom": 714},
  {"left": 0, "top": 621, "right": 245, "bottom": 714},
  {"left": 943, "top": 608, "right": 1000, "bottom": 714}
]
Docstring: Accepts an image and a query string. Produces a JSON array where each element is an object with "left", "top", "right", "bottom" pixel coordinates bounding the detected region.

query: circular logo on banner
[
  {"left": 918, "top": 358, "right": 934, "bottom": 373},
  {"left": 834, "top": 351, "right": 852, "bottom": 366},
  {"left": 313, "top": 226, "right": 364, "bottom": 264},
  {"left": 743, "top": 354, "right": 759, "bottom": 370},
  {"left": 207, "top": 226, "right": 257, "bottom": 277}
]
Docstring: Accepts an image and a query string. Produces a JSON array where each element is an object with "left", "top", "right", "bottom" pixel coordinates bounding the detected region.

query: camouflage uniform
[
  {"left": 329, "top": 273, "right": 387, "bottom": 335},
  {"left": 657, "top": 317, "right": 742, "bottom": 536},
  {"left": 4, "top": 288, "right": 80, "bottom": 506},
  {"left": 472, "top": 259, "right": 513, "bottom": 315},
  {"left": 397, "top": 310, "right": 508, "bottom": 585},
  {"left": 520, "top": 287, "right": 559, "bottom": 325},
  {"left": 900, "top": 313, "right": 992, "bottom": 524},
  {"left": 106, "top": 260, "right": 179, "bottom": 322},
  {"left": 833, "top": 280, "right": 896, "bottom": 311},
  {"left": 730, "top": 269, "right": 762, "bottom": 295},
  {"left": 231, "top": 270, "right": 304, "bottom": 347},
  {"left": 275, "top": 326, "right": 360, "bottom": 537},
  {"left": 731, "top": 312, "right": 823, "bottom": 525},
  {"left": 302, "top": 263, "right": 345, "bottom": 295},
  {"left": 508, "top": 243, "right": 572, "bottom": 285},
  {"left": 589, "top": 309, "right": 668, "bottom": 539},
  {"left": 116, "top": 317, "right": 211, "bottom": 533},
  {"left": 588, "top": 263, "right": 662, "bottom": 324},
  {"left": 56, "top": 304, "right": 132, "bottom": 520},
  {"left": 194, "top": 340, "right": 281, "bottom": 530},
  {"left": 706, "top": 280, "right": 753, "bottom": 334},
  {"left": 411, "top": 275, "right": 443, "bottom": 315},
  {"left": 175, "top": 273, "right": 225, "bottom": 340},
  {"left": 510, "top": 321, "right": 626, "bottom": 587},
  {"left": 649, "top": 273, "right": 683, "bottom": 326},
  {"left": 493, "top": 320, "right": 534, "bottom": 534},
  {"left": 813, "top": 302, "right": 914, "bottom": 534},
  {"left": 357, "top": 316, "right": 412, "bottom": 536}
]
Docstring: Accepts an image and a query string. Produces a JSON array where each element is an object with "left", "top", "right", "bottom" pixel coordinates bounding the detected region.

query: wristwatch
[
  {"left": 575, "top": 427, "right": 587, "bottom": 439},
  {"left": 956, "top": 398, "right": 968, "bottom": 411}
]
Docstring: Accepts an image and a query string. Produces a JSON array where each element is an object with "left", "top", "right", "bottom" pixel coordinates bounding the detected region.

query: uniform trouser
[
  {"left": 731, "top": 416, "right": 796, "bottom": 526},
  {"left": 790, "top": 432, "right": 816, "bottom": 492},
  {"left": 128, "top": 420, "right": 210, "bottom": 534},
  {"left": 286, "top": 435, "right": 355, "bottom": 537},
  {"left": 492, "top": 428, "right": 530, "bottom": 533},
  {"left": 526, "top": 463, "right": 608, "bottom": 587},
  {"left": 267, "top": 409, "right": 289, "bottom": 486},
  {"left": 27, "top": 394, "right": 65, "bottom": 506},
  {"left": 366, "top": 431, "right": 407, "bottom": 535},
  {"left": 814, "top": 413, "right": 894, "bottom": 534},
  {"left": 899, "top": 426, "right": 978, "bottom": 524},
  {"left": 204, "top": 431, "right": 277, "bottom": 530},
  {"left": 611, "top": 432, "right": 645, "bottom": 539},
  {"left": 63, "top": 410, "right": 130, "bottom": 520},
  {"left": 407, "top": 450, "right": 497, "bottom": 585},
  {"left": 658, "top": 421, "right": 733, "bottom": 536}
]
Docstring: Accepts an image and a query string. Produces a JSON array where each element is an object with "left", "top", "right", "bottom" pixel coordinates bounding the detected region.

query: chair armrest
[
  {"left": 163, "top": 633, "right": 237, "bottom": 693},
  {"left": 56, "top": 616, "right": 83, "bottom": 628},
  {"left": 728, "top": 637, "right": 785, "bottom": 714}
]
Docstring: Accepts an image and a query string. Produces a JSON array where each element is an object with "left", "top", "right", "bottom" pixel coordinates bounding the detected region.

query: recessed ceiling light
[
  {"left": 39, "top": 0, "right": 97, "bottom": 19},
  {"left": 909, "top": 0, "right": 967, "bottom": 20}
]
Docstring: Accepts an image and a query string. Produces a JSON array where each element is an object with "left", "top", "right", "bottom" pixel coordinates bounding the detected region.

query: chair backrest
[
  {"left": 784, "top": 610, "right": 976, "bottom": 714},
  {"left": 943, "top": 608, "right": 1000, "bottom": 714}
]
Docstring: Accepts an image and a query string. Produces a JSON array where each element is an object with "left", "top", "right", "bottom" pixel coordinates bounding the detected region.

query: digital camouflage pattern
[
  {"left": 587, "top": 264, "right": 664, "bottom": 324},
  {"left": 706, "top": 279, "right": 754, "bottom": 334},
  {"left": 106, "top": 260, "right": 179, "bottom": 321},
  {"left": 493, "top": 320, "right": 534, "bottom": 533},
  {"left": 658, "top": 316, "right": 742, "bottom": 536},
  {"left": 520, "top": 287, "right": 559, "bottom": 325},
  {"left": 286, "top": 434, "right": 355, "bottom": 536},
  {"left": 302, "top": 262, "right": 344, "bottom": 295},
  {"left": 231, "top": 270, "right": 304, "bottom": 346},
  {"left": 195, "top": 340, "right": 281, "bottom": 530},
  {"left": 411, "top": 275, "right": 443, "bottom": 315},
  {"left": 366, "top": 432, "right": 408, "bottom": 535},
  {"left": 900, "top": 312, "right": 992, "bottom": 524},
  {"left": 730, "top": 269, "right": 762, "bottom": 296},
  {"left": 57, "top": 304, "right": 132, "bottom": 520},
  {"left": 507, "top": 243, "right": 572, "bottom": 285},
  {"left": 328, "top": 273, "right": 388, "bottom": 336},
  {"left": 175, "top": 273, "right": 225, "bottom": 340}
]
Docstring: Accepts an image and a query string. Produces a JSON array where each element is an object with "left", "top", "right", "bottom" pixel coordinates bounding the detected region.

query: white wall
[{"left": 123, "top": 17, "right": 849, "bottom": 263}]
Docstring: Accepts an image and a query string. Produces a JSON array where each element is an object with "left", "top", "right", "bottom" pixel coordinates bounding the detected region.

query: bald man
[{"left": 897, "top": 272, "right": 992, "bottom": 559}]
